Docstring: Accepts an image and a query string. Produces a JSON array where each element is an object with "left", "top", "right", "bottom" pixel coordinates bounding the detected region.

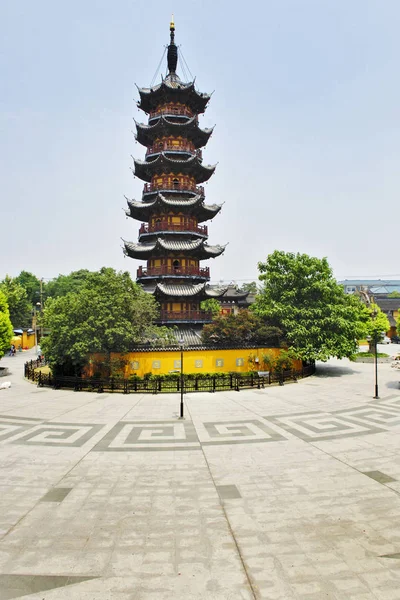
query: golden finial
[{"left": 170, "top": 14, "right": 175, "bottom": 31}]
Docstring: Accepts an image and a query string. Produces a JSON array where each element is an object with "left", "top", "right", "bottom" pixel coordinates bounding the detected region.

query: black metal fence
[{"left": 24, "top": 359, "right": 315, "bottom": 393}]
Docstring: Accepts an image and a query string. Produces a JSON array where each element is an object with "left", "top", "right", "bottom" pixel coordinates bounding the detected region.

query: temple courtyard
[{"left": 0, "top": 349, "right": 400, "bottom": 599}]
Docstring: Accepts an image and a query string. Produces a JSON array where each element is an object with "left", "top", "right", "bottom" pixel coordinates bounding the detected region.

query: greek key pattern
[
  {"left": 0, "top": 394, "right": 399, "bottom": 449},
  {"left": 93, "top": 420, "right": 200, "bottom": 452}
]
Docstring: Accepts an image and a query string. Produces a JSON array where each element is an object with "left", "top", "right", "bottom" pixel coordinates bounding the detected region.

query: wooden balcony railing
[
  {"left": 143, "top": 182, "right": 205, "bottom": 195},
  {"left": 157, "top": 310, "right": 213, "bottom": 322},
  {"left": 137, "top": 266, "right": 210, "bottom": 278},
  {"left": 149, "top": 106, "right": 194, "bottom": 119},
  {"left": 139, "top": 222, "right": 208, "bottom": 236},
  {"left": 146, "top": 144, "right": 198, "bottom": 157}
]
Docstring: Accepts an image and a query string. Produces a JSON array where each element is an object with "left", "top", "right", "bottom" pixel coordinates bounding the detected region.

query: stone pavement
[{"left": 1, "top": 349, "right": 400, "bottom": 599}]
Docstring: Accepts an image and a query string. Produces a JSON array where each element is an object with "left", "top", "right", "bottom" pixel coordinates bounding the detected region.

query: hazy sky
[{"left": 1, "top": 0, "right": 399, "bottom": 285}]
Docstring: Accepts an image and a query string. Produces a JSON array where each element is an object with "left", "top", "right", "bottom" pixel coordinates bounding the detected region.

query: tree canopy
[
  {"left": 0, "top": 276, "right": 32, "bottom": 329},
  {"left": 202, "top": 309, "right": 283, "bottom": 346},
  {"left": 365, "top": 304, "right": 390, "bottom": 342},
  {"left": 44, "top": 269, "right": 93, "bottom": 299},
  {"left": 253, "top": 251, "right": 369, "bottom": 361},
  {"left": 41, "top": 268, "right": 171, "bottom": 374},
  {"left": 14, "top": 271, "right": 41, "bottom": 305},
  {"left": 237, "top": 281, "right": 258, "bottom": 294},
  {"left": 0, "top": 291, "right": 13, "bottom": 359}
]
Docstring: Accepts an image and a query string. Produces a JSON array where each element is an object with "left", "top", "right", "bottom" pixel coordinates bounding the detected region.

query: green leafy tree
[
  {"left": 0, "top": 276, "right": 32, "bottom": 329},
  {"left": 388, "top": 291, "right": 400, "bottom": 298},
  {"left": 366, "top": 304, "right": 390, "bottom": 352},
  {"left": 253, "top": 251, "right": 369, "bottom": 361},
  {"left": 200, "top": 298, "right": 221, "bottom": 318},
  {"left": 202, "top": 309, "right": 282, "bottom": 346},
  {"left": 14, "top": 271, "right": 41, "bottom": 305},
  {"left": 0, "top": 291, "right": 13, "bottom": 358},
  {"left": 45, "top": 269, "right": 92, "bottom": 299},
  {"left": 41, "top": 268, "right": 170, "bottom": 375},
  {"left": 237, "top": 281, "right": 258, "bottom": 294}
]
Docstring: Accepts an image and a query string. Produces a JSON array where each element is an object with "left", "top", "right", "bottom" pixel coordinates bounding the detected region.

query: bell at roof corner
[{"left": 123, "top": 18, "right": 227, "bottom": 329}]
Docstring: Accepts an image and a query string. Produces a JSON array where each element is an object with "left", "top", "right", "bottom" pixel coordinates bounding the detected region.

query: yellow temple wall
[
  {"left": 89, "top": 347, "right": 300, "bottom": 378},
  {"left": 11, "top": 331, "right": 36, "bottom": 350}
]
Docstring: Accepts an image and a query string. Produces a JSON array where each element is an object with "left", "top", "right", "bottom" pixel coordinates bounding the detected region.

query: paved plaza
[{"left": 1, "top": 350, "right": 400, "bottom": 599}]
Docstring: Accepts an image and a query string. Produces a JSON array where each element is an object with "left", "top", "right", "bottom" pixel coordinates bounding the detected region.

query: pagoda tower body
[{"left": 124, "top": 19, "right": 226, "bottom": 333}]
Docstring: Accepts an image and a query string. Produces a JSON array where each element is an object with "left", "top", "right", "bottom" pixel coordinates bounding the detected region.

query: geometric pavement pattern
[{"left": 0, "top": 395, "right": 399, "bottom": 451}]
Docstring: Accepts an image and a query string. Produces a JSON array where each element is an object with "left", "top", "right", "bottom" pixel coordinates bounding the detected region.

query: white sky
[{"left": 1, "top": 0, "right": 399, "bottom": 284}]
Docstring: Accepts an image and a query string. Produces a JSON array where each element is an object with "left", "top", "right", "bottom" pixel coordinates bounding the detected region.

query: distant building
[
  {"left": 338, "top": 280, "right": 400, "bottom": 337},
  {"left": 339, "top": 280, "right": 400, "bottom": 295}
]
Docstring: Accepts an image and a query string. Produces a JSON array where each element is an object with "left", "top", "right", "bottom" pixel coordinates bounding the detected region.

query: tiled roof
[
  {"left": 374, "top": 298, "right": 400, "bottom": 311},
  {"left": 135, "top": 116, "right": 213, "bottom": 148},
  {"left": 133, "top": 153, "right": 216, "bottom": 184},
  {"left": 137, "top": 78, "right": 210, "bottom": 114},
  {"left": 140, "top": 282, "right": 227, "bottom": 299},
  {"left": 123, "top": 238, "right": 226, "bottom": 259},
  {"left": 172, "top": 327, "right": 203, "bottom": 345},
  {"left": 157, "top": 282, "right": 205, "bottom": 296},
  {"left": 125, "top": 193, "right": 222, "bottom": 224}
]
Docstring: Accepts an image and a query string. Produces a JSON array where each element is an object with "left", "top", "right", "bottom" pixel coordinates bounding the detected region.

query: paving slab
[{"left": 1, "top": 350, "right": 400, "bottom": 598}]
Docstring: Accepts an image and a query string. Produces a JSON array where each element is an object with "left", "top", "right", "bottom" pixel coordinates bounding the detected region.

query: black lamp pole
[
  {"left": 374, "top": 334, "right": 379, "bottom": 399},
  {"left": 179, "top": 338, "right": 184, "bottom": 418}
]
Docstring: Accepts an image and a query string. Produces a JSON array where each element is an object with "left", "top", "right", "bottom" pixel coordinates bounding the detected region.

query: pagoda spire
[{"left": 167, "top": 15, "right": 178, "bottom": 75}]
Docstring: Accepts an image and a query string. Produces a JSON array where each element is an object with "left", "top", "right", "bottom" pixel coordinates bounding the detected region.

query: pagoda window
[
  {"left": 172, "top": 178, "right": 179, "bottom": 189},
  {"left": 173, "top": 260, "right": 180, "bottom": 271}
]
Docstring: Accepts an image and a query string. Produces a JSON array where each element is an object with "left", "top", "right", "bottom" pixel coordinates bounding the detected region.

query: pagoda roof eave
[
  {"left": 135, "top": 115, "right": 214, "bottom": 148},
  {"left": 136, "top": 79, "right": 210, "bottom": 114},
  {"left": 140, "top": 282, "right": 228, "bottom": 299},
  {"left": 123, "top": 237, "right": 226, "bottom": 260},
  {"left": 133, "top": 153, "right": 216, "bottom": 184},
  {"left": 125, "top": 194, "right": 222, "bottom": 223}
]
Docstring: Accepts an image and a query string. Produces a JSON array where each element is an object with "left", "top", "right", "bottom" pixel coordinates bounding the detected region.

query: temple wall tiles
[{"left": 88, "top": 348, "right": 300, "bottom": 377}]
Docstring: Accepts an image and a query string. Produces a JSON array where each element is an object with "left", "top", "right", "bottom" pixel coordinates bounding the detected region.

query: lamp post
[
  {"left": 368, "top": 307, "right": 381, "bottom": 399},
  {"left": 34, "top": 302, "right": 41, "bottom": 355},
  {"left": 179, "top": 336, "right": 184, "bottom": 419}
]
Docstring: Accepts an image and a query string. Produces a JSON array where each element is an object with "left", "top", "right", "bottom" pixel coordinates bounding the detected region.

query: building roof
[
  {"left": 141, "top": 281, "right": 227, "bottom": 298},
  {"left": 125, "top": 193, "right": 222, "bottom": 224},
  {"left": 137, "top": 78, "right": 210, "bottom": 115},
  {"left": 135, "top": 115, "right": 213, "bottom": 149},
  {"left": 374, "top": 298, "right": 400, "bottom": 312},
  {"left": 123, "top": 237, "right": 226, "bottom": 260},
  {"left": 132, "top": 153, "right": 216, "bottom": 184},
  {"left": 339, "top": 279, "right": 400, "bottom": 294}
]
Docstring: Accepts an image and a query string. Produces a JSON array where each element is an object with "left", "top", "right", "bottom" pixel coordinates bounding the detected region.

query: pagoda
[{"left": 123, "top": 18, "right": 226, "bottom": 335}]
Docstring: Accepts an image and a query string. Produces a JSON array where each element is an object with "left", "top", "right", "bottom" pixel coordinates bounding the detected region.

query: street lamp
[
  {"left": 179, "top": 336, "right": 184, "bottom": 419},
  {"left": 367, "top": 307, "right": 383, "bottom": 399},
  {"left": 34, "top": 302, "right": 41, "bottom": 355}
]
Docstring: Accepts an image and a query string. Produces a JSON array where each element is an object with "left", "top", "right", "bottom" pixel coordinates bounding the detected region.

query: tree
[
  {"left": 0, "top": 276, "right": 32, "bottom": 329},
  {"left": 200, "top": 298, "right": 221, "bottom": 318},
  {"left": 0, "top": 291, "right": 13, "bottom": 359},
  {"left": 253, "top": 251, "right": 369, "bottom": 361},
  {"left": 237, "top": 281, "right": 258, "bottom": 294},
  {"left": 41, "top": 268, "right": 171, "bottom": 375},
  {"left": 366, "top": 304, "right": 390, "bottom": 352},
  {"left": 45, "top": 269, "right": 93, "bottom": 299},
  {"left": 202, "top": 309, "right": 283, "bottom": 346},
  {"left": 15, "top": 271, "right": 41, "bottom": 305},
  {"left": 388, "top": 291, "right": 400, "bottom": 298}
]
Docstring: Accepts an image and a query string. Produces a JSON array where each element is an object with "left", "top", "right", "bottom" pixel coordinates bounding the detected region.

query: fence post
[
  {"left": 235, "top": 376, "right": 240, "bottom": 392},
  {"left": 37, "top": 371, "right": 42, "bottom": 387},
  {"left": 124, "top": 379, "right": 128, "bottom": 394},
  {"left": 251, "top": 373, "right": 254, "bottom": 387}
]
